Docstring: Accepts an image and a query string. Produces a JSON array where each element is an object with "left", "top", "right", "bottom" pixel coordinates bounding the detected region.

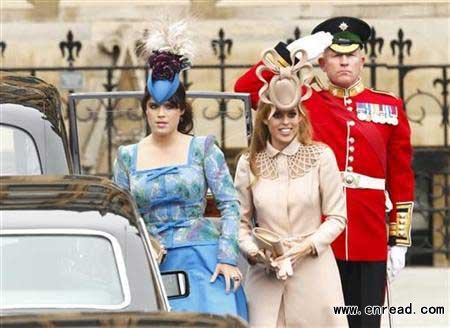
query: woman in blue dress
[{"left": 112, "top": 19, "right": 247, "bottom": 320}]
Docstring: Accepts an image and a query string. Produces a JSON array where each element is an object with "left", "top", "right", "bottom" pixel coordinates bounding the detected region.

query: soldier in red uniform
[{"left": 235, "top": 17, "right": 415, "bottom": 328}]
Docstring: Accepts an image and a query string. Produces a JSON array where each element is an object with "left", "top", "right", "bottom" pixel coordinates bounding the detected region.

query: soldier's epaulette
[{"left": 369, "top": 88, "right": 399, "bottom": 100}]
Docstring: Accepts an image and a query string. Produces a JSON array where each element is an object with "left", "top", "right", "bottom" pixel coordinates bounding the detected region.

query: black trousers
[{"left": 337, "top": 260, "right": 386, "bottom": 328}]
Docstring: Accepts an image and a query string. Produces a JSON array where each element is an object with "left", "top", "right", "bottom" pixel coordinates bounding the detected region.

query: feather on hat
[{"left": 140, "top": 17, "right": 195, "bottom": 104}]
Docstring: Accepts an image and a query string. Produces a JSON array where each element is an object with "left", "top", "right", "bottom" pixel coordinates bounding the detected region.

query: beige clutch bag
[{"left": 252, "top": 227, "right": 285, "bottom": 257}]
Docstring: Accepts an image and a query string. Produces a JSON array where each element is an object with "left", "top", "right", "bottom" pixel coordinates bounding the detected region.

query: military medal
[
  {"left": 356, "top": 102, "right": 369, "bottom": 121},
  {"left": 357, "top": 113, "right": 367, "bottom": 121},
  {"left": 356, "top": 102, "right": 398, "bottom": 125},
  {"left": 378, "top": 104, "right": 387, "bottom": 124},
  {"left": 386, "top": 104, "right": 399, "bottom": 125},
  {"left": 371, "top": 104, "right": 381, "bottom": 123}
]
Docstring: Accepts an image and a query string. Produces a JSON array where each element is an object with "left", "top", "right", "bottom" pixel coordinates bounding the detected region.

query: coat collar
[
  {"left": 328, "top": 77, "right": 364, "bottom": 98},
  {"left": 266, "top": 138, "right": 300, "bottom": 158}
]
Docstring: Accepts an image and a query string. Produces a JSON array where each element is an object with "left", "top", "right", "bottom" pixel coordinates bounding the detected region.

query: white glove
[
  {"left": 286, "top": 31, "right": 333, "bottom": 61},
  {"left": 387, "top": 245, "right": 408, "bottom": 283},
  {"left": 272, "top": 258, "right": 293, "bottom": 280}
]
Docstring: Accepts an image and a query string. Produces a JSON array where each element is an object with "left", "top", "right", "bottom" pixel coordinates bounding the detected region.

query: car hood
[{"left": 0, "top": 311, "right": 248, "bottom": 327}]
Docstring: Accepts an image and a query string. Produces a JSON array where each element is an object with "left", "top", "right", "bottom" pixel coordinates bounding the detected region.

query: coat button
[
  {"left": 349, "top": 137, "right": 355, "bottom": 144},
  {"left": 349, "top": 156, "right": 354, "bottom": 162},
  {"left": 347, "top": 166, "right": 353, "bottom": 172},
  {"left": 347, "top": 106, "right": 353, "bottom": 111},
  {"left": 349, "top": 146, "right": 355, "bottom": 152},
  {"left": 348, "top": 120, "right": 355, "bottom": 127}
]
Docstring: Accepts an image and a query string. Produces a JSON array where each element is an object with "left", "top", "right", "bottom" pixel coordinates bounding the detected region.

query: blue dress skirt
[{"left": 160, "top": 243, "right": 248, "bottom": 321}]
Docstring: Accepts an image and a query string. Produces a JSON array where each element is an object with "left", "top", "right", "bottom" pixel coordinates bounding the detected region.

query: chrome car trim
[{"left": 137, "top": 218, "right": 170, "bottom": 311}]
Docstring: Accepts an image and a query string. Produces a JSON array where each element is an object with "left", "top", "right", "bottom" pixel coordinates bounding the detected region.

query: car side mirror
[{"left": 160, "top": 271, "right": 190, "bottom": 299}]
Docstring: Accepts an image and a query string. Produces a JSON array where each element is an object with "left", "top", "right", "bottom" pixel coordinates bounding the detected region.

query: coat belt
[{"left": 341, "top": 172, "right": 385, "bottom": 190}]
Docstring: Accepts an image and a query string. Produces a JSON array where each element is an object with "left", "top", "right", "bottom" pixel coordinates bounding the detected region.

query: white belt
[{"left": 341, "top": 172, "right": 385, "bottom": 190}]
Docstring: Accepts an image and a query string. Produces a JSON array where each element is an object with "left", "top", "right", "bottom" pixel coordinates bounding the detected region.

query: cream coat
[{"left": 235, "top": 139, "right": 348, "bottom": 328}]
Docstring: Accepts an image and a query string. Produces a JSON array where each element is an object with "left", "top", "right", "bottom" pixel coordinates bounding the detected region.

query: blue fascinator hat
[
  {"left": 146, "top": 51, "right": 189, "bottom": 104},
  {"left": 140, "top": 18, "right": 194, "bottom": 104},
  {"left": 147, "top": 74, "right": 180, "bottom": 104}
]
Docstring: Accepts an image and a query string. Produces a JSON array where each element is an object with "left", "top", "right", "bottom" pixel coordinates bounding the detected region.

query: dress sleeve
[
  {"left": 112, "top": 145, "right": 131, "bottom": 190},
  {"left": 234, "top": 154, "right": 259, "bottom": 259},
  {"left": 308, "top": 146, "right": 347, "bottom": 255},
  {"left": 203, "top": 136, "right": 240, "bottom": 266}
]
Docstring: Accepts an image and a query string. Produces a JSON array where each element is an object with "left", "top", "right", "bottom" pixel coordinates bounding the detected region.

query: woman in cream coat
[{"left": 234, "top": 48, "right": 348, "bottom": 327}]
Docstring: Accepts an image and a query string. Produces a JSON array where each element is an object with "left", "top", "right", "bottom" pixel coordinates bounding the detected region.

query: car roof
[
  {"left": 0, "top": 175, "right": 140, "bottom": 226},
  {"left": 0, "top": 74, "right": 63, "bottom": 131}
]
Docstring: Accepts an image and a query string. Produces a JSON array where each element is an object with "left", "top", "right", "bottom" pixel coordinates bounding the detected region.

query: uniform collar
[
  {"left": 266, "top": 138, "right": 300, "bottom": 158},
  {"left": 328, "top": 78, "right": 364, "bottom": 98}
]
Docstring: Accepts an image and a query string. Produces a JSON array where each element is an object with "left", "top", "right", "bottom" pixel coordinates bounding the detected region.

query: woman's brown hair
[
  {"left": 247, "top": 101, "right": 313, "bottom": 177},
  {"left": 141, "top": 82, "right": 193, "bottom": 134}
]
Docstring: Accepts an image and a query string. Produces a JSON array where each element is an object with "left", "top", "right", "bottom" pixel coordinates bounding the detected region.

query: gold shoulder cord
[
  {"left": 389, "top": 201, "right": 414, "bottom": 246},
  {"left": 369, "top": 88, "right": 399, "bottom": 100}
]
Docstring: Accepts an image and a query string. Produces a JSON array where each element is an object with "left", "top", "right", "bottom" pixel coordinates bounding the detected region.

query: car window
[
  {"left": 0, "top": 125, "right": 41, "bottom": 175},
  {"left": 0, "top": 230, "right": 131, "bottom": 310}
]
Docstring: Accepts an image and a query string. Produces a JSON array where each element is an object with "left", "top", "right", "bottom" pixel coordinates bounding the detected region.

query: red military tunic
[{"left": 235, "top": 60, "right": 415, "bottom": 261}]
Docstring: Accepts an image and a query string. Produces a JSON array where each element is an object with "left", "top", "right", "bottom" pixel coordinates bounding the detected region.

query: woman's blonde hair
[{"left": 246, "top": 102, "right": 313, "bottom": 178}]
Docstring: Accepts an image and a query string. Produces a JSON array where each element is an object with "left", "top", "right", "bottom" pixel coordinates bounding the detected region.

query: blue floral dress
[{"left": 113, "top": 135, "right": 247, "bottom": 319}]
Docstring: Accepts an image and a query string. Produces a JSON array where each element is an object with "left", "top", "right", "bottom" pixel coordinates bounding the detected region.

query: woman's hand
[
  {"left": 210, "top": 263, "right": 243, "bottom": 294},
  {"left": 247, "top": 249, "right": 270, "bottom": 265},
  {"left": 276, "top": 240, "right": 314, "bottom": 266}
]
